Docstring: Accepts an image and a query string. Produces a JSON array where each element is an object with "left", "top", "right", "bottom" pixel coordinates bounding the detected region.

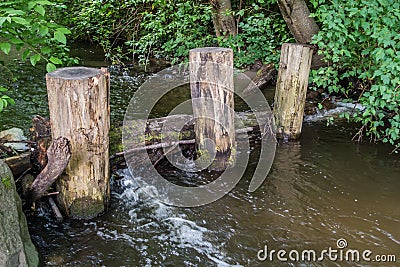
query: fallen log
[
  {"left": 116, "top": 111, "right": 271, "bottom": 165},
  {"left": 242, "top": 63, "right": 276, "bottom": 96},
  {"left": 29, "top": 137, "right": 71, "bottom": 204},
  {"left": 4, "top": 152, "right": 31, "bottom": 177}
]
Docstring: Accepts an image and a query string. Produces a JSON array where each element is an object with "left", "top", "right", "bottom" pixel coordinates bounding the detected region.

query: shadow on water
[{"left": 1, "top": 43, "right": 399, "bottom": 266}]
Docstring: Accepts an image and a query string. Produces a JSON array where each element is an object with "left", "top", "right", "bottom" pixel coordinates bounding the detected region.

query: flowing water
[{"left": 1, "top": 44, "right": 399, "bottom": 266}]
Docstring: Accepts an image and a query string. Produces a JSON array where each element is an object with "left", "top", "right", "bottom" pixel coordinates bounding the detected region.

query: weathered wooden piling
[
  {"left": 189, "top": 47, "right": 235, "bottom": 171},
  {"left": 274, "top": 43, "right": 313, "bottom": 140},
  {"left": 46, "top": 67, "right": 110, "bottom": 219}
]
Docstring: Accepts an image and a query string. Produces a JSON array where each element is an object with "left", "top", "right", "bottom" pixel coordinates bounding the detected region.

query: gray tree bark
[
  {"left": 277, "top": 0, "right": 326, "bottom": 68},
  {"left": 211, "top": 0, "right": 237, "bottom": 38}
]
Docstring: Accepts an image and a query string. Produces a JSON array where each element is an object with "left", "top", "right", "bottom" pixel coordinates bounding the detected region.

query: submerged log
[
  {"left": 46, "top": 67, "right": 110, "bottom": 219},
  {"left": 29, "top": 137, "right": 71, "bottom": 204},
  {"left": 242, "top": 63, "right": 276, "bottom": 96},
  {"left": 115, "top": 111, "right": 270, "bottom": 166},
  {"left": 274, "top": 43, "right": 313, "bottom": 140},
  {"left": 189, "top": 47, "right": 236, "bottom": 171}
]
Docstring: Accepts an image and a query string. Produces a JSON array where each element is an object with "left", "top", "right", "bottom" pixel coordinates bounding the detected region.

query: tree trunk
[
  {"left": 274, "top": 43, "right": 313, "bottom": 140},
  {"left": 277, "top": 0, "right": 326, "bottom": 68},
  {"left": 46, "top": 67, "right": 110, "bottom": 219},
  {"left": 189, "top": 47, "right": 235, "bottom": 171},
  {"left": 211, "top": 0, "right": 237, "bottom": 38}
]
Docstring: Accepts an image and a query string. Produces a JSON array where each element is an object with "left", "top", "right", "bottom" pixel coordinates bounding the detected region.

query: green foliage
[
  {"left": 0, "top": 87, "right": 15, "bottom": 112},
  {"left": 62, "top": 0, "right": 291, "bottom": 67},
  {"left": 0, "top": 0, "right": 77, "bottom": 112},
  {"left": 218, "top": 9, "right": 292, "bottom": 68},
  {"left": 310, "top": 0, "right": 400, "bottom": 148},
  {"left": 128, "top": 1, "right": 214, "bottom": 65}
]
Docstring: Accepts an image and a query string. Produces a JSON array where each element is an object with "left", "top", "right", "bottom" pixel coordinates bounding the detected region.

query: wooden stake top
[
  {"left": 46, "top": 67, "right": 102, "bottom": 80},
  {"left": 189, "top": 47, "right": 232, "bottom": 53}
]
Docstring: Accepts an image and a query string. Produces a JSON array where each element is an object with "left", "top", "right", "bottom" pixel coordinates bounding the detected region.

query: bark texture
[
  {"left": 274, "top": 43, "right": 313, "bottom": 140},
  {"left": 277, "top": 0, "right": 326, "bottom": 68},
  {"left": 29, "top": 137, "right": 71, "bottom": 203},
  {"left": 277, "top": 0, "right": 319, "bottom": 43},
  {"left": 211, "top": 0, "right": 237, "bottom": 37},
  {"left": 189, "top": 47, "right": 235, "bottom": 171},
  {"left": 46, "top": 67, "right": 110, "bottom": 219}
]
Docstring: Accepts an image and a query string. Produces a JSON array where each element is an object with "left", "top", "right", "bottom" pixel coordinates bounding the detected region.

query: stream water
[{"left": 1, "top": 44, "right": 399, "bottom": 266}]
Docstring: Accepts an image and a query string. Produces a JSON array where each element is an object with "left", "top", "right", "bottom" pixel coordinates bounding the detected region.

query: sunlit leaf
[
  {"left": 46, "top": 62, "right": 56, "bottom": 73},
  {"left": 54, "top": 31, "right": 66, "bottom": 44},
  {"left": 49, "top": 56, "right": 62, "bottom": 64},
  {"left": 11, "top": 17, "right": 29, "bottom": 25},
  {"left": 0, "top": 42, "right": 11, "bottom": 54},
  {"left": 30, "top": 53, "right": 41, "bottom": 66},
  {"left": 34, "top": 5, "right": 45, "bottom": 16}
]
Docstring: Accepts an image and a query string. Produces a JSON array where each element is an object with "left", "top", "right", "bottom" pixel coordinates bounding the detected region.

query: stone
[
  {"left": 0, "top": 128, "right": 29, "bottom": 152},
  {"left": 0, "top": 160, "right": 39, "bottom": 267}
]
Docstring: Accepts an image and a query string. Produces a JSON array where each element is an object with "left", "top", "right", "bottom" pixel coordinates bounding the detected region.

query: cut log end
[
  {"left": 46, "top": 67, "right": 102, "bottom": 80},
  {"left": 189, "top": 47, "right": 232, "bottom": 54}
]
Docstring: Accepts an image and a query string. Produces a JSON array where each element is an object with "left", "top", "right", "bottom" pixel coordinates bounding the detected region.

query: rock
[
  {"left": 0, "top": 160, "right": 39, "bottom": 267},
  {"left": 0, "top": 128, "right": 29, "bottom": 152}
]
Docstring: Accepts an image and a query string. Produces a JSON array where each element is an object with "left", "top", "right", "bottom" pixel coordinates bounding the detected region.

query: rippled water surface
[{"left": 1, "top": 44, "right": 399, "bottom": 266}]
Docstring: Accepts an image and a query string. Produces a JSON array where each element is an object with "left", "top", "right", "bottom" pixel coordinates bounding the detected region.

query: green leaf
[
  {"left": 30, "top": 54, "right": 41, "bottom": 66},
  {"left": 0, "top": 17, "right": 7, "bottom": 26},
  {"left": 28, "top": 1, "right": 36, "bottom": 10},
  {"left": 49, "top": 56, "right": 62, "bottom": 64},
  {"left": 34, "top": 5, "right": 45, "bottom": 16},
  {"left": 38, "top": 25, "right": 49, "bottom": 36},
  {"left": 0, "top": 42, "right": 11, "bottom": 55},
  {"left": 46, "top": 62, "right": 56, "bottom": 73},
  {"left": 56, "top": 27, "right": 71, "bottom": 34},
  {"left": 41, "top": 46, "right": 51, "bottom": 54},
  {"left": 9, "top": 38, "right": 24, "bottom": 45},
  {"left": 5, "top": 9, "right": 26, "bottom": 16},
  {"left": 0, "top": 99, "right": 4, "bottom": 113},
  {"left": 11, "top": 17, "right": 29, "bottom": 25},
  {"left": 22, "top": 49, "right": 31, "bottom": 61},
  {"left": 54, "top": 31, "right": 66, "bottom": 44},
  {"left": 36, "top": 0, "right": 53, "bottom": 5},
  {"left": 0, "top": 86, "right": 7, "bottom": 92}
]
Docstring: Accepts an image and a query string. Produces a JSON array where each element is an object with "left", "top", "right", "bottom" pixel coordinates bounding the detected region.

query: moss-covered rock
[{"left": 0, "top": 160, "right": 39, "bottom": 267}]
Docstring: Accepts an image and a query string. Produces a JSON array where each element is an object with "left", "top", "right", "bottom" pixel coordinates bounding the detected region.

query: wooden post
[
  {"left": 274, "top": 43, "right": 313, "bottom": 140},
  {"left": 46, "top": 67, "right": 110, "bottom": 219},
  {"left": 189, "top": 47, "right": 235, "bottom": 171}
]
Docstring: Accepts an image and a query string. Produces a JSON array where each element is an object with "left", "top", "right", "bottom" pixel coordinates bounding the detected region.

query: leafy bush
[
  {"left": 310, "top": 0, "right": 400, "bottom": 149},
  {"left": 0, "top": 0, "right": 76, "bottom": 111},
  {"left": 127, "top": 0, "right": 215, "bottom": 65},
  {"left": 62, "top": 0, "right": 291, "bottom": 67},
  {"left": 218, "top": 9, "right": 292, "bottom": 68}
]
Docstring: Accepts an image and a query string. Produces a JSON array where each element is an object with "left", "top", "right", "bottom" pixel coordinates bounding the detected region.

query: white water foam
[{"left": 106, "top": 168, "right": 243, "bottom": 266}]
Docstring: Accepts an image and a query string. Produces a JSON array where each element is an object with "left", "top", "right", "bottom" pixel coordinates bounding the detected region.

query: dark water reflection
[
  {"left": 27, "top": 123, "right": 400, "bottom": 267},
  {"left": 1, "top": 44, "right": 399, "bottom": 266}
]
